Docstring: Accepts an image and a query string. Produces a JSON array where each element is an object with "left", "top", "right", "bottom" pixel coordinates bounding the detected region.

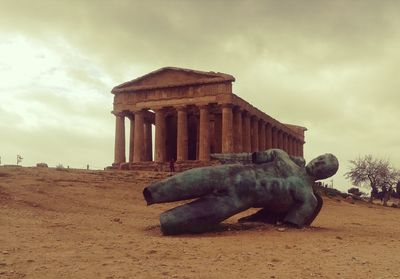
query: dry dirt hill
[{"left": 1, "top": 166, "right": 400, "bottom": 279}]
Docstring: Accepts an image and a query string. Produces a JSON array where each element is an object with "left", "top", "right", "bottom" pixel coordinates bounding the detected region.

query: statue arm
[
  {"left": 252, "top": 149, "right": 286, "bottom": 164},
  {"left": 283, "top": 188, "right": 318, "bottom": 228},
  {"left": 289, "top": 156, "right": 306, "bottom": 167},
  {"left": 304, "top": 192, "right": 323, "bottom": 226},
  {"left": 211, "top": 149, "right": 290, "bottom": 165},
  {"left": 210, "top": 152, "right": 253, "bottom": 164}
]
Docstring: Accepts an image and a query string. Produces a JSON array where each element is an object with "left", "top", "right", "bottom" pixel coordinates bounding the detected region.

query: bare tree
[
  {"left": 345, "top": 155, "right": 400, "bottom": 204},
  {"left": 16, "top": 155, "right": 23, "bottom": 166}
]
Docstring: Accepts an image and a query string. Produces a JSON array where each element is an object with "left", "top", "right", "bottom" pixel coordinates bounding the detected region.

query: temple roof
[
  {"left": 284, "top": 124, "right": 307, "bottom": 139},
  {"left": 112, "top": 67, "right": 235, "bottom": 93}
]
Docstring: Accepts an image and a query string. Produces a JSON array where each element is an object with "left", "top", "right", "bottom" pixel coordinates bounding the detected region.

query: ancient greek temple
[{"left": 111, "top": 67, "right": 306, "bottom": 169}]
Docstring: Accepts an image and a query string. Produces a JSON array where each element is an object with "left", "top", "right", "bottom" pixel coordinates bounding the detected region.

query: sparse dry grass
[{"left": 1, "top": 166, "right": 400, "bottom": 279}]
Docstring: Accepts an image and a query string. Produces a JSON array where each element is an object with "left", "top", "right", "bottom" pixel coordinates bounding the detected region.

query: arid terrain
[{"left": 1, "top": 166, "right": 400, "bottom": 279}]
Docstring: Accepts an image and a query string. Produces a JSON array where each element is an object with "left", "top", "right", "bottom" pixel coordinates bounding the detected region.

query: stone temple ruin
[{"left": 110, "top": 67, "right": 306, "bottom": 170}]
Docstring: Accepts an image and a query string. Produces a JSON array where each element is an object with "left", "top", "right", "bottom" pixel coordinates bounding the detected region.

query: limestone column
[
  {"left": 133, "top": 110, "right": 144, "bottom": 162},
  {"left": 214, "top": 114, "right": 222, "bottom": 153},
  {"left": 266, "top": 123, "right": 272, "bottom": 149},
  {"left": 128, "top": 114, "right": 135, "bottom": 163},
  {"left": 300, "top": 141, "right": 304, "bottom": 157},
  {"left": 293, "top": 138, "right": 297, "bottom": 156},
  {"left": 176, "top": 106, "right": 188, "bottom": 161},
  {"left": 155, "top": 108, "right": 166, "bottom": 162},
  {"left": 251, "top": 116, "right": 259, "bottom": 152},
  {"left": 292, "top": 139, "right": 297, "bottom": 156},
  {"left": 283, "top": 133, "right": 288, "bottom": 153},
  {"left": 287, "top": 136, "right": 293, "bottom": 156},
  {"left": 297, "top": 140, "right": 301, "bottom": 157},
  {"left": 199, "top": 105, "right": 210, "bottom": 161},
  {"left": 277, "top": 130, "right": 283, "bottom": 149},
  {"left": 294, "top": 139, "right": 300, "bottom": 156},
  {"left": 259, "top": 120, "right": 266, "bottom": 151},
  {"left": 143, "top": 120, "right": 153, "bottom": 161},
  {"left": 233, "top": 107, "right": 243, "bottom": 152},
  {"left": 114, "top": 112, "right": 126, "bottom": 164},
  {"left": 221, "top": 104, "right": 234, "bottom": 153},
  {"left": 242, "top": 111, "right": 251, "bottom": 152},
  {"left": 272, "top": 127, "right": 278, "bottom": 148},
  {"left": 290, "top": 137, "right": 295, "bottom": 156}
]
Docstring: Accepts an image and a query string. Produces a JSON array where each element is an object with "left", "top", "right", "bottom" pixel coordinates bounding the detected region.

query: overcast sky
[{"left": 1, "top": 0, "right": 399, "bottom": 190}]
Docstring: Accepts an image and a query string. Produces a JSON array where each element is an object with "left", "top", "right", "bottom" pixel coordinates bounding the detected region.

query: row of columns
[
  {"left": 230, "top": 107, "right": 304, "bottom": 156},
  {"left": 113, "top": 103, "right": 304, "bottom": 164},
  {"left": 114, "top": 111, "right": 153, "bottom": 164}
]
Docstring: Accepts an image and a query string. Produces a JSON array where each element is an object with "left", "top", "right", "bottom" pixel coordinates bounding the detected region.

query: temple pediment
[{"left": 112, "top": 67, "right": 235, "bottom": 93}]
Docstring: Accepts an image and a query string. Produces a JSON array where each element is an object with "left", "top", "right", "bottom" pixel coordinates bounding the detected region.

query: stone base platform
[{"left": 107, "top": 160, "right": 221, "bottom": 172}]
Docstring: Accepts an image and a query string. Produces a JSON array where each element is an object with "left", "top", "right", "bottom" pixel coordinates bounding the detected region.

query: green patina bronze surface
[{"left": 143, "top": 149, "right": 339, "bottom": 235}]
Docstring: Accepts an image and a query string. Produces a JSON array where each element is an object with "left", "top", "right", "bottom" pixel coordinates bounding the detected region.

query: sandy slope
[{"left": 1, "top": 166, "right": 400, "bottom": 279}]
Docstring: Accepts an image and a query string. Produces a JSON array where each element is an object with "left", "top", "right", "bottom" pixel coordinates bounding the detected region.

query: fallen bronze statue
[{"left": 143, "top": 149, "right": 339, "bottom": 235}]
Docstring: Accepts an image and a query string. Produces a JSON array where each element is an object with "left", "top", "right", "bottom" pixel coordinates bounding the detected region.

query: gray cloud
[{"left": 1, "top": 1, "right": 398, "bottom": 72}]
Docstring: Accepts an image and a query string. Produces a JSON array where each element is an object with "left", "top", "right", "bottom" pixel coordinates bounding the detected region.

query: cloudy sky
[{"left": 0, "top": 0, "right": 399, "bottom": 190}]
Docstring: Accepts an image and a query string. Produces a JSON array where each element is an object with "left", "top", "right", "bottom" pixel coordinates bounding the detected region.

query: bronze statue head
[{"left": 306, "top": 153, "right": 339, "bottom": 180}]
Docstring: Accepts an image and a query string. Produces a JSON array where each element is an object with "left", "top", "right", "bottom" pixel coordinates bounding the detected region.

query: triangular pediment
[{"left": 112, "top": 67, "right": 235, "bottom": 93}]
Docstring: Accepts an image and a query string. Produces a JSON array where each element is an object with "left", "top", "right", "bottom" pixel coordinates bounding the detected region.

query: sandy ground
[{"left": 1, "top": 166, "right": 400, "bottom": 279}]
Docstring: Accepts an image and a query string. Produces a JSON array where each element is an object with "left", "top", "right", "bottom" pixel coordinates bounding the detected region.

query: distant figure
[
  {"left": 86, "top": 164, "right": 89, "bottom": 170},
  {"left": 370, "top": 187, "right": 380, "bottom": 202},
  {"left": 169, "top": 158, "right": 175, "bottom": 172},
  {"left": 382, "top": 185, "right": 393, "bottom": 206},
  {"left": 381, "top": 185, "right": 387, "bottom": 202},
  {"left": 16, "top": 155, "right": 23, "bottom": 166},
  {"left": 396, "top": 181, "right": 400, "bottom": 198}
]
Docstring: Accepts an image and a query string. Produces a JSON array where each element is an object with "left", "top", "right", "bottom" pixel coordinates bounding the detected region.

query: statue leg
[
  {"left": 144, "top": 164, "right": 252, "bottom": 205},
  {"left": 238, "top": 208, "right": 286, "bottom": 224},
  {"left": 159, "top": 193, "right": 253, "bottom": 235},
  {"left": 143, "top": 166, "right": 232, "bottom": 205}
]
